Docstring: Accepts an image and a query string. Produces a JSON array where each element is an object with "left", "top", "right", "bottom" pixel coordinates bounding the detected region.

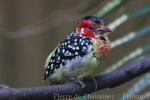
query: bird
[{"left": 43, "top": 16, "right": 112, "bottom": 87}]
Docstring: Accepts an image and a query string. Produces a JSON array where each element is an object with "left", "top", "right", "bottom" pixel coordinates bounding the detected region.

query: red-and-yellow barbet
[{"left": 43, "top": 16, "right": 112, "bottom": 88}]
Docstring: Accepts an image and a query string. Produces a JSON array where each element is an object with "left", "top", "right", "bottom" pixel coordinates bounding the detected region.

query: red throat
[{"left": 76, "top": 27, "right": 96, "bottom": 38}]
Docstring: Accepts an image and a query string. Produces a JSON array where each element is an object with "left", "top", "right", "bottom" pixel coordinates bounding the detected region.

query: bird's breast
[{"left": 93, "top": 38, "right": 111, "bottom": 58}]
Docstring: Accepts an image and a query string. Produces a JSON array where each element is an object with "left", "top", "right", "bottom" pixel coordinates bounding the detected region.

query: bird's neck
[
  {"left": 95, "top": 37, "right": 111, "bottom": 58},
  {"left": 76, "top": 27, "right": 96, "bottom": 38}
]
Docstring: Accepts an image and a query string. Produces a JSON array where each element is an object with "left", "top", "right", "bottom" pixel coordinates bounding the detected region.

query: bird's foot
[
  {"left": 74, "top": 80, "right": 86, "bottom": 89},
  {"left": 84, "top": 76, "right": 98, "bottom": 90},
  {"left": 91, "top": 78, "right": 98, "bottom": 90}
]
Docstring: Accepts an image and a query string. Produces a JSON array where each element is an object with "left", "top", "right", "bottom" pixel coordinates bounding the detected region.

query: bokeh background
[{"left": 0, "top": 0, "right": 150, "bottom": 99}]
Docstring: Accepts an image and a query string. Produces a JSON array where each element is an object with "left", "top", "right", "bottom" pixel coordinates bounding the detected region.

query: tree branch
[{"left": 0, "top": 56, "right": 150, "bottom": 100}]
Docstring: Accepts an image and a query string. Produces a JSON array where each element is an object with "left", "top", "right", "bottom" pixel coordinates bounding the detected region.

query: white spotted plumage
[{"left": 43, "top": 32, "right": 98, "bottom": 81}]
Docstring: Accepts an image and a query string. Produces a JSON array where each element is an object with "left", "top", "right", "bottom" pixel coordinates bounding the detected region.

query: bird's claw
[
  {"left": 91, "top": 78, "right": 98, "bottom": 90},
  {"left": 75, "top": 80, "right": 86, "bottom": 89},
  {"left": 84, "top": 77, "right": 98, "bottom": 90}
]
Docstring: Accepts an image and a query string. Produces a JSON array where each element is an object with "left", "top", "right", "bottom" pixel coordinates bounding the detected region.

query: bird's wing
[
  {"left": 43, "top": 32, "right": 74, "bottom": 69},
  {"left": 44, "top": 48, "right": 57, "bottom": 69},
  {"left": 44, "top": 33, "right": 95, "bottom": 80}
]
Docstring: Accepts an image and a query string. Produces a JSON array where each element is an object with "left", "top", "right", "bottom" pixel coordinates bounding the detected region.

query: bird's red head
[
  {"left": 77, "top": 18, "right": 97, "bottom": 28},
  {"left": 76, "top": 16, "right": 112, "bottom": 57},
  {"left": 76, "top": 16, "right": 111, "bottom": 38}
]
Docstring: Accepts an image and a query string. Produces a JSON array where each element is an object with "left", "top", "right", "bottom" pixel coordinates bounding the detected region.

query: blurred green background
[{"left": 0, "top": 0, "right": 150, "bottom": 99}]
